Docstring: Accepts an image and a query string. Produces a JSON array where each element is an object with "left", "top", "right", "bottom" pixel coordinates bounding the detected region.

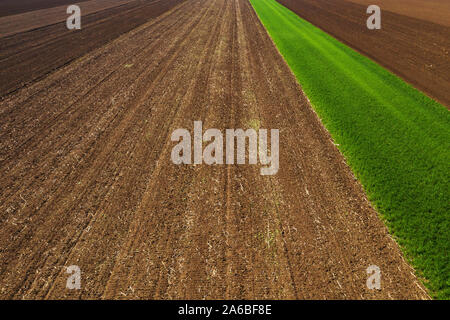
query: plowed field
[
  {"left": 0, "top": 0, "right": 184, "bottom": 97},
  {"left": 0, "top": 0, "right": 430, "bottom": 299},
  {"left": 276, "top": 0, "right": 450, "bottom": 107}
]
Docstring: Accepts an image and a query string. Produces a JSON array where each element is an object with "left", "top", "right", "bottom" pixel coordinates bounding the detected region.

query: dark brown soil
[
  {"left": 348, "top": 0, "right": 450, "bottom": 27},
  {"left": 277, "top": 0, "right": 450, "bottom": 107},
  {"left": 0, "top": 0, "right": 429, "bottom": 299},
  {"left": 0, "top": 0, "right": 85, "bottom": 17},
  {"left": 0, "top": 0, "right": 184, "bottom": 97},
  {"left": 0, "top": 0, "right": 134, "bottom": 38}
]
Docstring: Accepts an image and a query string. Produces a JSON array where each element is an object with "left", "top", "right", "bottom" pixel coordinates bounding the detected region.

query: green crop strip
[{"left": 249, "top": 0, "right": 449, "bottom": 298}]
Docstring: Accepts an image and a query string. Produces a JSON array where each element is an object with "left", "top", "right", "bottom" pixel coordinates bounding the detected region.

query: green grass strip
[{"left": 249, "top": 0, "right": 449, "bottom": 299}]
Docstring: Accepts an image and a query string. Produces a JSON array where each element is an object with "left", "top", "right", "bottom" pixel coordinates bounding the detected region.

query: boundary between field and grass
[{"left": 249, "top": 0, "right": 449, "bottom": 299}]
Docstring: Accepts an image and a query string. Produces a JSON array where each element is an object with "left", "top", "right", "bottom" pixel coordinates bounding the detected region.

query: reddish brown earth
[
  {"left": 277, "top": 0, "right": 450, "bottom": 107},
  {"left": 0, "top": 0, "right": 134, "bottom": 38},
  {"left": 0, "top": 0, "right": 429, "bottom": 299},
  {"left": 0, "top": 0, "right": 184, "bottom": 97}
]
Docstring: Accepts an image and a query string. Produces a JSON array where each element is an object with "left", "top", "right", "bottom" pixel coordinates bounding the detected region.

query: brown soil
[
  {"left": 348, "top": 0, "right": 450, "bottom": 27},
  {"left": 0, "top": 0, "right": 85, "bottom": 17},
  {"left": 0, "top": 0, "right": 429, "bottom": 299},
  {"left": 0, "top": 0, "right": 134, "bottom": 38},
  {"left": 0, "top": 0, "right": 184, "bottom": 97},
  {"left": 277, "top": 0, "right": 450, "bottom": 107}
]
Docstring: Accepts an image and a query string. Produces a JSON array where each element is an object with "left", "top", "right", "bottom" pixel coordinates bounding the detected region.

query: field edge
[{"left": 249, "top": 0, "right": 448, "bottom": 299}]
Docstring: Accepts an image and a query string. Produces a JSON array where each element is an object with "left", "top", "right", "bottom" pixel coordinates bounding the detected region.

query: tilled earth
[
  {"left": 348, "top": 0, "right": 450, "bottom": 26},
  {"left": 0, "top": 0, "right": 134, "bottom": 38},
  {"left": 0, "top": 0, "right": 184, "bottom": 97},
  {"left": 277, "top": 0, "right": 450, "bottom": 107},
  {"left": 0, "top": 0, "right": 429, "bottom": 299}
]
